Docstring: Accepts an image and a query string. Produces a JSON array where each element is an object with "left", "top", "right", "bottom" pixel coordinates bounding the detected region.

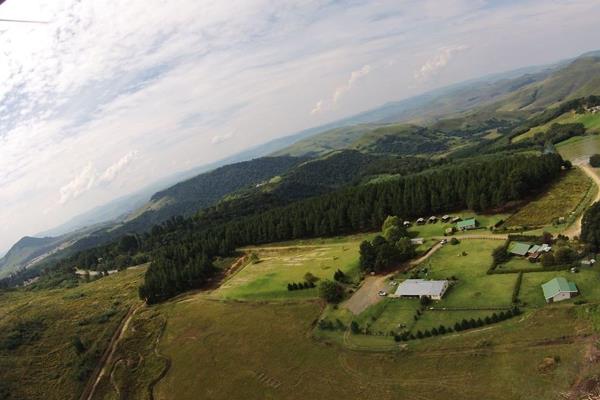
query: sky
[{"left": 1, "top": 0, "right": 600, "bottom": 253}]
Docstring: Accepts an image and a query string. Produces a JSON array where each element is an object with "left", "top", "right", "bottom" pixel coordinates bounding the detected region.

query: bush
[
  {"left": 350, "top": 321, "right": 360, "bottom": 334},
  {"left": 540, "top": 252, "right": 555, "bottom": 267},
  {"left": 319, "top": 280, "right": 345, "bottom": 303},
  {"left": 450, "top": 237, "right": 460, "bottom": 245},
  {"left": 304, "top": 272, "right": 319, "bottom": 283},
  {"left": 333, "top": 269, "right": 347, "bottom": 282},
  {"left": 590, "top": 154, "right": 600, "bottom": 168}
]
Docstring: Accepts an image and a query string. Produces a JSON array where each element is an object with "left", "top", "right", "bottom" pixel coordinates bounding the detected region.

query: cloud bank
[{"left": 1, "top": 0, "right": 600, "bottom": 251}]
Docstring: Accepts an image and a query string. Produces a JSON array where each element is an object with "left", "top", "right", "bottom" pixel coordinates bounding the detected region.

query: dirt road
[
  {"left": 80, "top": 304, "right": 143, "bottom": 400},
  {"left": 563, "top": 164, "right": 600, "bottom": 238},
  {"left": 341, "top": 234, "right": 508, "bottom": 315}
]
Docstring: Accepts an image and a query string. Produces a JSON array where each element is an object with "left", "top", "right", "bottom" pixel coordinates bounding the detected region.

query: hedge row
[
  {"left": 394, "top": 307, "right": 522, "bottom": 342},
  {"left": 287, "top": 281, "right": 316, "bottom": 291}
]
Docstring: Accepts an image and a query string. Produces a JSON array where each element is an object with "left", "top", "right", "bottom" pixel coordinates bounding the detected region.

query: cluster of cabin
[
  {"left": 405, "top": 215, "right": 479, "bottom": 233},
  {"left": 508, "top": 241, "right": 552, "bottom": 262}
]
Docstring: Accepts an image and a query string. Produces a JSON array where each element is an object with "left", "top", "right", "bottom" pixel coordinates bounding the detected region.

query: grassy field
[
  {"left": 504, "top": 169, "right": 592, "bottom": 227},
  {"left": 418, "top": 239, "right": 517, "bottom": 308},
  {"left": 215, "top": 237, "right": 368, "bottom": 301},
  {"left": 496, "top": 256, "right": 543, "bottom": 272},
  {"left": 144, "top": 294, "right": 600, "bottom": 400},
  {"left": 520, "top": 267, "right": 600, "bottom": 307},
  {"left": 557, "top": 135, "right": 600, "bottom": 161},
  {"left": 0, "top": 267, "right": 145, "bottom": 400},
  {"left": 513, "top": 111, "right": 600, "bottom": 142}
]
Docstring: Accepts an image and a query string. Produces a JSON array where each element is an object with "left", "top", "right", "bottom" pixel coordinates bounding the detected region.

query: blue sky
[{"left": 1, "top": 0, "right": 600, "bottom": 252}]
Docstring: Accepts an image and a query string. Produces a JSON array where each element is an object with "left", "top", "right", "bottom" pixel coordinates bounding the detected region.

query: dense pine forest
[{"left": 138, "top": 152, "right": 564, "bottom": 302}]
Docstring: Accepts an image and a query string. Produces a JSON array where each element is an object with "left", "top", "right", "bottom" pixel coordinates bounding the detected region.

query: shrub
[
  {"left": 350, "top": 321, "right": 360, "bottom": 334},
  {"left": 319, "top": 280, "right": 345, "bottom": 303},
  {"left": 590, "top": 154, "right": 600, "bottom": 168},
  {"left": 450, "top": 237, "right": 460, "bottom": 245},
  {"left": 333, "top": 269, "right": 347, "bottom": 282},
  {"left": 304, "top": 272, "right": 319, "bottom": 283}
]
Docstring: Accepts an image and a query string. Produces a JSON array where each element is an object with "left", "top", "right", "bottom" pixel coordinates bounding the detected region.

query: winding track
[
  {"left": 80, "top": 304, "right": 144, "bottom": 400},
  {"left": 563, "top": 164, "right": 600, "bottom": 238}
]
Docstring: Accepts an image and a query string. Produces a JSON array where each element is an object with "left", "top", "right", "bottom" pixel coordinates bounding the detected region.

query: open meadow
[
  {"left": 504, "top": 169, "right": 593, "bottom": 228},
  {"left": 513, "top": 111, "right": 600, "bottom": 142},
  {"left": 141, "top": 294, "right": 600, "bottom": 400},
  {"left": 214, "top": 236, "right": 369, "bottom": 301},
  {"left": 558, "top": 135, "right": 600, "bottom": 162}
]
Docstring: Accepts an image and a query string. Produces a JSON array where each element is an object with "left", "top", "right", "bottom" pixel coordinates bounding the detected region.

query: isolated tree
[
  {"left": 582, "top": 202, "right": 600, "bottom": 252},
  {"left": 319, "top": 280, "right": 345, "bottom": 303},
  {"left": 554, "top": 247, "right": 575, "bottom": 264},
  {"left": 541, "top": 253, "right": 556, "bottom": 267},
  {"left": 590, "top": 154, "right": 600, "bottom": 168}
]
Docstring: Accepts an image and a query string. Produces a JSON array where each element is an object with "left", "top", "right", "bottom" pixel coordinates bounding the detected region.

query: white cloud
[
  {"left": 310, "top": 64, "right": 372, "bottom": 115},
  {"left": 415, "top": 45, "right": 469, "bottom": 81},
  {"left": 99, "top": 151, "right": 139, "bottom": 183},
  {"left": 59, "top": 163, "right": 96, "bottom": 205},
  {"left": 1, "top": 0, "right": 600, "bottom": 251},
  {"left": 310, "top": 100, "right": 324, "bottom": 115},
  {"left": 59, "top": 151, "right": 139, "bottom": 204},
  {"left": 211, "top": 132, "right": 234, "bottom": 144}
]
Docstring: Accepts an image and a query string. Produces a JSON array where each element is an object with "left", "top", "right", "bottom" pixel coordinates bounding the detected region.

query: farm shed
[
  {"left": 451, "top": 216, "right": 462, "bottom": 223},
  {"left": 428, "top": 216, "right": 438, "bottom": 223},
  {"left": 508, "top": 242, "right": 531, "bottom": 256},
  {"left": 441, "top": 215, "right": 451, "bottom": 222},
  {"left": 417, "top": 218, "right": 426, "bottom": 225},
  {"left": 394, "top": 279, "right": 449, "bottom": 300},
  {"left": 456, "top": 218, "right": 477, "bottom": 231},
  {"left": 541, "top": 277, "right": 578, "bottom": 303}
]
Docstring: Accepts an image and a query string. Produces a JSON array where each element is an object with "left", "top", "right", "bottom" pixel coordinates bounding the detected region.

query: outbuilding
[
  {"left": 541, "top": 277, "right": 578, "bottom": 303},
  {"left": 456, "top": 218, "right": 478, "bottom": 231},
  {"left": 394, "top": 279, "right": 449, "bottom": 300}
]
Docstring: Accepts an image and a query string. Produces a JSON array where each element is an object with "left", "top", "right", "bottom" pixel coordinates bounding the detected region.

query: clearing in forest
[{"left": 504, "top": 168, "right": 593, "bottom": 228}]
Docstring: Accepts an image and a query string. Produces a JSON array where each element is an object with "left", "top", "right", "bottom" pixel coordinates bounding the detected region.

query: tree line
[{"left": 139, "top": 153, "right": 564, "bottom": 303}]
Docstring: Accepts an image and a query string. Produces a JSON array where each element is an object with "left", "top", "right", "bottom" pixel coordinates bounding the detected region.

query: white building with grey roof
[{"left": 394, "top": 279, "right": 449, "bottom": 300}]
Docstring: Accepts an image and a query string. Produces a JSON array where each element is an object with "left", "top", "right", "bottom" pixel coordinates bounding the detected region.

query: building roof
[
  {"left": 508, "top": 242, "right": 531, "bottom": 256},
  {"left": 456, "top": 218, "right": 477, "bottom": 229},
  {"left": 395, "top": 279, "right": 447, "bottom": 297},
  {"left": 528, "top": 245, "right": 541, "bottom": 254},
  {"left": 410, "top": 238, "right": 424, "bottom": 245},
  {"left": 541, "top": 277, "right": 578, "bottom": 300}
]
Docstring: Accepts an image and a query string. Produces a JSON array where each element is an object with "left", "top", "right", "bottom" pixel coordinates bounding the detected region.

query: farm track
[
  {"left": 563, "top": 164, "right": 600, "bottom": 238},
  {"left": 80, "top": 303, "right": 144, "bottom": 400}
]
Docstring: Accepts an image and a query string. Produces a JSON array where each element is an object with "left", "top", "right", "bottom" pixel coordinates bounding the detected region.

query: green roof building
[
  {"left": 508, "top": 242, "right": 531, "bottom": 256},
  {"left": 541, "top": 277, "right": 578, "bottom": 303},
  {"left": 456, "top": 218, "right": 478, "bottom": 231}
]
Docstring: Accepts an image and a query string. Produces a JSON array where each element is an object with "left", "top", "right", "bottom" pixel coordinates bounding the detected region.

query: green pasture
[
  {"left": 216, "top": 240, "right": 363, "bottom": 300},
  {"left": 520, "top": 267, "right": 600, "bottom": 307}
]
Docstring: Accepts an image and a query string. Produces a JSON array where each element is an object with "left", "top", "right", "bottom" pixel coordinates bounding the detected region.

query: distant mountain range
[{"left": 3, "top": 50, "right": 600, "bottom": 278}]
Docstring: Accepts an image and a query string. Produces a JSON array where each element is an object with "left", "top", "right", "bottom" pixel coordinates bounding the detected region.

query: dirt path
[
  {"left": 341, "top": 234, "right": 508, "bottom": 315},
  {"left": 80, "top": 303, "right": 144, "bottom": 400},
  {"left": 563, "top": 164, "right": 600, "bottom": 239}
]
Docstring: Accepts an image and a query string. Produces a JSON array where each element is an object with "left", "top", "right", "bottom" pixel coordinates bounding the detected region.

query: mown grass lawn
[
  {"left": 520, "top": 267, "right": 600, "bottom": 307},
  {"left": 412, "top": 310, "right": 496, "bottom": 331},
  {"left": 215, "top": 239, "right": 363, "bottom": 300},
  {"left": 505, "top": 169, "right": 592, "bottom": 227},
  {"left": 418, "top": 239, "right": 517, "bottom": 308},
  {"left": 496, "top": 256, "right": 544, "bottom": 272}
]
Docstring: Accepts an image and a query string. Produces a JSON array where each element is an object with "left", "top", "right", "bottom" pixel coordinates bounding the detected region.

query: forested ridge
[{"left": 138, "top": 152, "right": 564, "bottom": 302}]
